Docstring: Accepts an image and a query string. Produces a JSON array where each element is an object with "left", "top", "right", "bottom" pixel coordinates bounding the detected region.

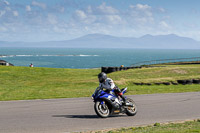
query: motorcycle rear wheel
[
  {"left": 125, "top": 98, "right": 137, "bottom": 116},
  {"left": 94, "top": 101, "right": 110, "bottom": 118}
]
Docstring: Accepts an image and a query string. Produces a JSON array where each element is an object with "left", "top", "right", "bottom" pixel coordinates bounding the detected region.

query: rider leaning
[{"left": 98, "top": 72, "right": 127, "bottom": 105}]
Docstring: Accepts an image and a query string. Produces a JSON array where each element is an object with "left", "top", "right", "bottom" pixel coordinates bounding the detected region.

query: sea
[{"left": 0, "top": 48, "right": 200, "bottom": 69}]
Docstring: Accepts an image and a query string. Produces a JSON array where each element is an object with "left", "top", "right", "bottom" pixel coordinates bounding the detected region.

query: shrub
[{"left": 154, "top": 123, "right": 161, "bottom": 126}]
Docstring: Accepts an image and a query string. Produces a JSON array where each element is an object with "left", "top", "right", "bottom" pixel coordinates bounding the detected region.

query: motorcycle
[{"left": 92, "top": 87, "right": 137, "bottom": 118}]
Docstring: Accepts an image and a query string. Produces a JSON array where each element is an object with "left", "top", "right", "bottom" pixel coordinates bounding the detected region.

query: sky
[{"left": 0, "top": 0, "right": 200, "bottom": 42}]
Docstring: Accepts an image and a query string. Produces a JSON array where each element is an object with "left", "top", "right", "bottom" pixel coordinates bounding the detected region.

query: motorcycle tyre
[
  {"left": 125, "top": 98, "right": 137, "bottom": 116},
  {"left": 94, "top": 101, "right": 110, "bottom": 118}
]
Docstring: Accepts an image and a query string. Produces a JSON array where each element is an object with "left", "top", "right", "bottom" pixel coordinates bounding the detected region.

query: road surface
[{"left": 0, "top": 92, "right": 200, "bottom": 133}]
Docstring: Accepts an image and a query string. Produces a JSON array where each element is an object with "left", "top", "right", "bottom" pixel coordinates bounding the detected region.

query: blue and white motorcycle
[{"left": 92, "top": 87, "right": 137, "bottom": 118}]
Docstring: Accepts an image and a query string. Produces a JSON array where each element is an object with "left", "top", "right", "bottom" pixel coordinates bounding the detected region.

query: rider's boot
[
  {"left": 114, "top": 87, "right": 132, "bottom": 106},
  {"left": 121, "top": 95, "right": 133, "bottom": 106},
  {"left": 120, "top": 95, "right": 127, "bottom": 105}
]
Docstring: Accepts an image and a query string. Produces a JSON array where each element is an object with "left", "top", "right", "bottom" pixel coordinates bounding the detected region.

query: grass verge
[
  {"left": 102, "top": 119, "right": 200, "bottom": 133},
  {"left": 0, "top": 64, "right": 200, "bottom": 101}
]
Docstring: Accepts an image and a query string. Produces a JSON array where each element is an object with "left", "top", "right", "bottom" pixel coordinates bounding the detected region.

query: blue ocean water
[{"left": 0, "top": 48, "right": 200, "bottom": 68}]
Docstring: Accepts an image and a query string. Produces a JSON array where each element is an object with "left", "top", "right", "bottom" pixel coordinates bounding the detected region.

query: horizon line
[{"left": 0, "top": 33, "right": 198, "bottom": 43}]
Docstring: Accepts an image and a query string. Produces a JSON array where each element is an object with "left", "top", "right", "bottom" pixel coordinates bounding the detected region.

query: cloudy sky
[{"left": 0, "top": 0, "right": 200, "bottom": 42}]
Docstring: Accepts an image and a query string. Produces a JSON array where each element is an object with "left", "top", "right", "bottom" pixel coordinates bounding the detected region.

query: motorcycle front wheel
[
  {"left": 94, "top": 101, "right": 110, "bottom": 118},
  {"left": 125, "top": 98, "right": 137, "bottom": 116}
]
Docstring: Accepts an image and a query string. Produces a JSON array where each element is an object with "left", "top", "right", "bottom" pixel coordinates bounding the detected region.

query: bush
[{"left": 154, "top": 123, "right": 161, "bottom": 126}]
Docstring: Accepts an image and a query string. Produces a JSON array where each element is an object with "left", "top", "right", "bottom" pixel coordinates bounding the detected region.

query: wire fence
[{"left": 132, "top": 57, "right": 200, "bottom": 67}]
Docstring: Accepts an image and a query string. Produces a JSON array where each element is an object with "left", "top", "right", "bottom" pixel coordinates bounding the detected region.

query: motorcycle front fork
[{"left": 100, "top": 101, "right": 106, "bottom": 109}]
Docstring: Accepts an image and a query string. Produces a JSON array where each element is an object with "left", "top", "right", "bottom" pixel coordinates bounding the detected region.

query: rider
[{"left": 98, "top": 72, "right": 127, "bottom": 105}]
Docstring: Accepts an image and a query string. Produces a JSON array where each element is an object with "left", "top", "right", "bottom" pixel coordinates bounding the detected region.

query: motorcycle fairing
[{"left": 93, "top": 89, "right": 121, "bottom": 111}]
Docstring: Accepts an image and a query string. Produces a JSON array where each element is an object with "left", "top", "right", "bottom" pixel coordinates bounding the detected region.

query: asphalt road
[{"left": 0, "top": 92, "right": 200, "bottom": 133}]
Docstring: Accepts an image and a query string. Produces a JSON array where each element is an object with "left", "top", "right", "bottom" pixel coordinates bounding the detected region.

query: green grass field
[
  {"left": 0, "top": 64, "right": 200, "bottom": 101},
  {"left": 105, "top": 120, "right": 200, "bottom": 133}
]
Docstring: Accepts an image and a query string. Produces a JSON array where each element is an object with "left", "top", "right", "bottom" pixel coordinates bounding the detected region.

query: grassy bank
[
  {"left": 0, "top": 66, "right": 99, "bottom": 100},
  {"left": 0, "top": 64, "right": 200, "bottom": 101},
  {"left": 104, "top": 120, "right": 200, "bottom": 133}
]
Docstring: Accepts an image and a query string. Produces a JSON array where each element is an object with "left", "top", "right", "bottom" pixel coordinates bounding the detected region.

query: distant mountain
[
  {"left": 0, "top": 34, "right": 200, "bottom": 49},
  {"left": 136, "top": 34, "right": 200, "bottom": 49}
]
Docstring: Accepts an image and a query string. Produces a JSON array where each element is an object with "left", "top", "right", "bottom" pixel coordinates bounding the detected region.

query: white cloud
[
  {"left": 136, "top": 4, "right": 151, "bottom": 10},
  {"left": 73, "top": 3, "right": 123, "bottom": 25},
  {"left": 104, "top": 15, "right": 123, "bottom": 24},
  {"left": 130, "top": 4, "right": 151, "bottom": 10},
  {"left": 129, "top": 4, "right": 154, "bottom": 24},
  {"left": 97, "top": 2, "right": 118, "bottom": 15},
  {"left": 74, "top": 10, "right": 96, "bottom": 24},
  {"left": 130, "top": 4, "right": 152, "bottom": 15},
  {"left": 26, "top": 5, "right": 31, "bottom": 12},
  {"left": 75, "top": 10, "right": 87, "bottom": 20},
  {"left": 32, "top": 1, "right": 46, "bottom": 9},
  {"left": 13, "top": 11, "right": 19, "bottom": 17},
  {"left": 159, "top": 21, "right": 171, "bottom": 29}
]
